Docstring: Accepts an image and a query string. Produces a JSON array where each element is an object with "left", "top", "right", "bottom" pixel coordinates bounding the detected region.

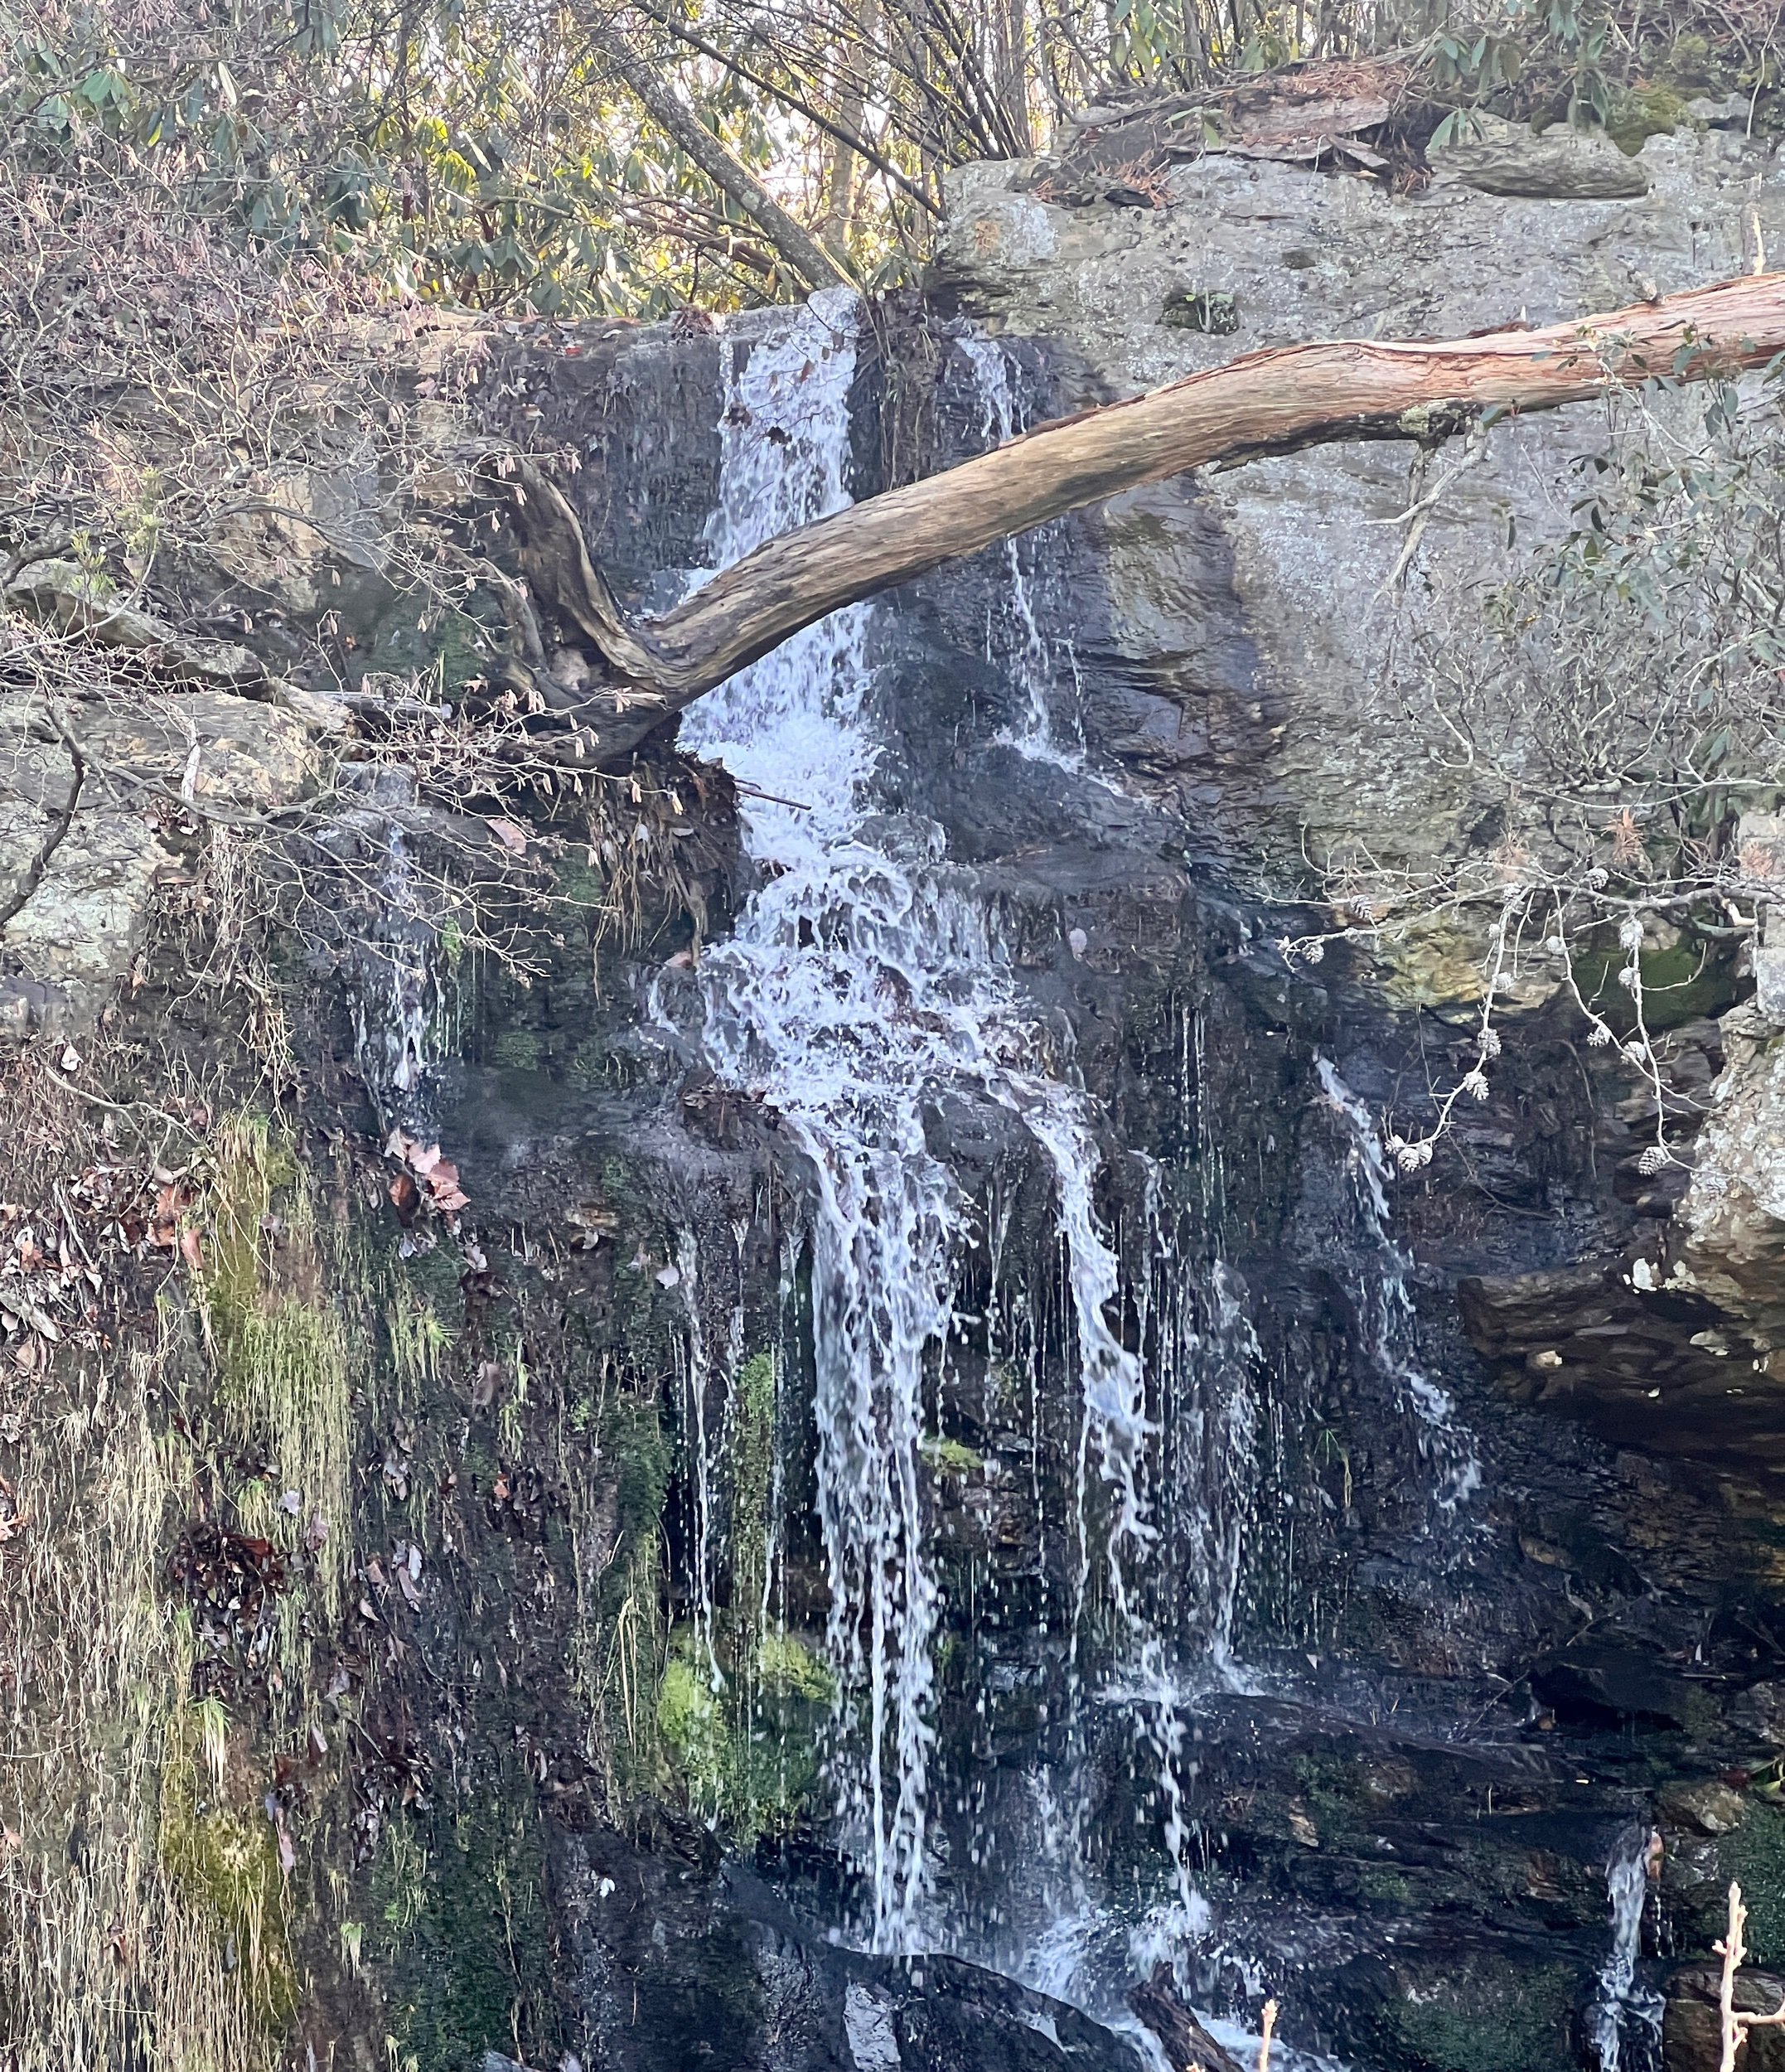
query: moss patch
[
  {"left": 1722, "top": 1801, "right": 1785, "bottom": 1966},
  {"left": 922, "top": 1434, "right": 984, "bottom": 1477},
  {"left": 159, "top": 1709, "right": 297, "bottom": 2031},
  {"left": 1606, "top": 81, "right": 1685, "bottom": 152},
  {"left": 378, "top": 1784, "right": 562, "bottom": 2072},
  {"left": 1391, "top": 1960, "right": 1577, "bottom": 2072}
]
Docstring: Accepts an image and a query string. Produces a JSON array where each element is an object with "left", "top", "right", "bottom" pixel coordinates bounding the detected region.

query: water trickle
[
  {"left": 674, "top": 1226, "right": 722, "bottom": 1686},
  {"left": 333, "top": 764, "right": 445, "bottom": 1138},
  {"left": 1587, "top": 1825, "right": 1664, "bottom": 2072},
  {"left": 676, "top": 288, "right": 945, "bottom": 1946},
  {"left": 953, "top": 332, "right": 1085, "bottom": 766},
  {"left": 1314, "top": 1058, "right": 1483, "bottom": 1512}
]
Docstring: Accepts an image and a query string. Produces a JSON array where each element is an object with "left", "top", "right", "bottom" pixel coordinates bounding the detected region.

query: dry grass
[
  {"left": 0, "top": 1330, "right": 284, "bottom": 2072},
  {"left": 0, "top": 1044, "right": 353, "bottom": 2065}
]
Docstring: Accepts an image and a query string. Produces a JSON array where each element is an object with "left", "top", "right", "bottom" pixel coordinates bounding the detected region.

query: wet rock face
[
  {"left": 1664, "top": 1964, "right": 1785, "bottom": 2072},
  {"left": 550, "top": 1817, "right": 1144, "bottom": 2072},
  {"left": 402, "top": 252, "right": 1785, "bottom": 2071}
]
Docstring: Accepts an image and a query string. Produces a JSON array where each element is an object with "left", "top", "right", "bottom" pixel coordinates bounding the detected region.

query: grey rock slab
[
  {"left": 1429, "top": 112, "right": 1652, "bottom": 199},
  {"left": 75, "top": 690, "right": 316, "bottom": 814},
  {"left": 5, "top": 560, "right": 264, "bottom": 685},
  {"left": 1670, "top": 1010, "right": 1785, "bottom": 1351},
  {"left": 0, "top": 686, "right": 315, "bottom": 1036},
  {"left": 0, "top": 806, "right": 162, "bottom": 1034},
  {"left": 930, "top": 123, "right": 1782, "bottom": 1007}
]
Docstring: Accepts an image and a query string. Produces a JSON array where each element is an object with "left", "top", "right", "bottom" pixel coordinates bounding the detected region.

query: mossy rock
[
  {"left": 1720, "top": 1801, "right": 1785, "bottom": 1966},
  {"left": 1388, "top": 1957, "right": 1577, "bottom": 2072},
  {"left": 1571, "top": 932, "right": 1744, "bottom": 1034},
  {"left": 377, "top": 1780, "right": 564, "bottom": 2072},
  {"left": 655, "top": 1629, "right": 830, "bottom": 1843},
  {"left": 922, "top": 1433, "right": 984, "bottom": 1476},
  {"left": 159, "top": 1727, "right": 297, "bottom": 2031},
  {"left": 489, "top": 1028, "right": 547, "bottom": 1072},
  {"left": 1606, "top": 82, "right": 1685, "bottom": 153}
]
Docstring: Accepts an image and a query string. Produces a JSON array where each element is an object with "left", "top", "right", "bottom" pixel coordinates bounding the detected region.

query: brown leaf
[
  {"left": 387, "top": 1172, "right": 418, "bottom": 1213},
  {"left": 180, "top": 1227, "right": 203, "bottom": 1271},
  {"left": 486, "top": 817, "right": 530, "bottom": 854}
]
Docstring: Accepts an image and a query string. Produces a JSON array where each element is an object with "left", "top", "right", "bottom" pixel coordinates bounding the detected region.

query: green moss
[
  {"left": 657, "top": 1655, "right": 728, "bottom": 1798},
  {"left": 757, "top": 1627, "right": 834, "bottom": 1703},
  {"left": 921, "top": 1434, "right": 983, "bottom": 1477},
  {"left": 591, "top": 1393, "right": 671, "bottom": 1783},
  {"left": 1570, "top": 932, "right": 1743, "bottom": 1033},
  {"left": 159, "top": 1713, "right": 296, "bottom": 2031},
  {"left": 1721, "top": 1802, "right": 1785, "bottom": 1965},
  {"left": 199, "top": 1115, "right": 353, "bottom": 1619},
  {"left": 489, "top": 1029, "right": 545, "bottom": 1072},
  {"left": 727, "top": 1353, "right": 776, "bottom": 1637},
  {"left": 1606, "top": 81, "right": 1685, "bottom": 152},
  {"left": 1391, "top": 1961, "right": 1576, "bottom": 2072},
  {"left": 387, "top": 1287, "right": 452, "bottom": 1407},
  {"left": 378, "top": 1782, "right": 562, "bottom": 2072},
  {"left": 655, "top": 1626, "right": 829, "bottom": 1845}
]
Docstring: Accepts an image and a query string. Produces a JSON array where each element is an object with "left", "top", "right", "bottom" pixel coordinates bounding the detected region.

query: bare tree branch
[{"left": 588, "top": 20, "right": 856, "bottom": 291}]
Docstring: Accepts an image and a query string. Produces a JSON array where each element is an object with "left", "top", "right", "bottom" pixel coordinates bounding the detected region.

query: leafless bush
[{"left": 1281, "top": 370, "right": 1785, "bottom": 1169}]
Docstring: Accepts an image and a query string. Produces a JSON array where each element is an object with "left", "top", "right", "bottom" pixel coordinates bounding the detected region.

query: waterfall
[
  {"left": 1314, "top": 1058, "right": 1483, "bottom": 1513},
  {"left": 330, "top": 762, "right": 445, "bottom": 1140},
  {"left": 953, "top": 332, "right": 1085, "bottom": 767},
  {"left": 669, "top": 294, "right": 1183, "bottom": 1953},
  {"left": 1586, "top": 1826, "right": 1663, "bottom": 2072}
]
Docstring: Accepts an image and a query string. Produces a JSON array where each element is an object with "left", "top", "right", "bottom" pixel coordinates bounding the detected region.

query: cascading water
[
  {"left": 666, "top": 293, "right": 1192, "bottom": 1955},
  {"left": 1587, "top": 1827, "right": 1664, "bottom": 2072},
  {"left": 1314, "top": 1058, "right": 1483, "bottom": 1513},
  {"left": 330, "top": 762, "right": 445, "bottom": 1140},
  {"left": 952, "top": 333, "right": 1084, "bottom": 765}
]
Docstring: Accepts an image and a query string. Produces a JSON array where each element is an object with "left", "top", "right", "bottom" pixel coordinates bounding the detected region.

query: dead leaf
[
  {"left": 180, "top": 1227, "right": 203, "bottom": 1271},
  {"left": 486, "top": 817, "right": 530, "bottom": 854}
]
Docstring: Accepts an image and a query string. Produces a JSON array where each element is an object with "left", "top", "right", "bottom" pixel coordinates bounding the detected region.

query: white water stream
[
  {"left": 670, "top": 293, "right": 1181, "bottom": 1953},
  {"left": 1587, "top": 1826, "right": 1663, "bottom": 2072},
  {"left": 1315, "top": 1058, "right": 1483, "bottom": 1513}
]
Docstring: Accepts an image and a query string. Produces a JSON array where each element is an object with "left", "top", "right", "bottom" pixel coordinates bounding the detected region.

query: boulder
[
  {"left": 0, "top": 687, "right": 320, "bottom": 1035},
  {"left": 1664, "top": 1962, "right": 1785, "bottom": 2070},
  {"left": 1529, "top": 1639, "right": 1696, "bottom": 1730},
  {"left": 4, "top": 559, "right": 264, "bottom": 685},
  {"left": 1428, "top": 111, "right": 1652, "bottom": 199}
]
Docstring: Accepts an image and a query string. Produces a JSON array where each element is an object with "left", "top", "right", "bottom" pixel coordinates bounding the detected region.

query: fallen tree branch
[{"left": 486, "top": 272, "right": 1785, "bottom": 765}]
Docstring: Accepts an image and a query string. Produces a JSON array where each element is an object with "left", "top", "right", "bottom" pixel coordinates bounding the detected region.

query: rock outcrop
[{"left": 0, "top": 685, "right": 316, "bottom": 1035}]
